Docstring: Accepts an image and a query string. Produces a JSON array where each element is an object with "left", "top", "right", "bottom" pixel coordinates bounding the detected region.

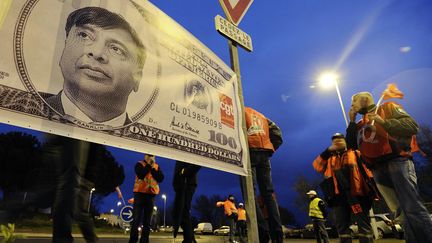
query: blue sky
[{"left": 1, "top": 0, "right": 432, "bottom": 225}]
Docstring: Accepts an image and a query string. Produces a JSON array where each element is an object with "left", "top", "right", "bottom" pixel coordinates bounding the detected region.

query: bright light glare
[
  {"left": 110, "top": 209, "right": 114, "bottom": 213},
  {"left": 117, "top": 201, "right": 122, "bottom": 206},
  {"left": 318, "top": 72, "right": 338, "bottom": 89},
  {"left": 153, "top": 206, "right": 158, "bottom": 211},
  {"left": 162, "top": 194, "right": 166, "bottom": 199}
]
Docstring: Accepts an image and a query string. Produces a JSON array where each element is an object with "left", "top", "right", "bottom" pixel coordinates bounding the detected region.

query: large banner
[{"left": 0, "top": 0, "right": 248, "bottom": 175}]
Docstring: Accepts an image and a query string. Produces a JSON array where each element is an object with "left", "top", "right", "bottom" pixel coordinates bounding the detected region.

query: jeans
[
  {"left": 129, "top": 193, "right": 155, "bottom": 243},
  {"left": 312, "top": 219, "right": 329, "bottom": 243},
  {"left": 373, "top": 157, "right": 432, "bottom": 243},
  {"left": 227, "top": 215, "right": 236, "bottom": 242},
  {"left": 173, "top": 185, "right": 197, "bottom": 243},
  {"left": 250, "top": 151, "right": 283, "bottom": 243},
  {"left": 332, "top": 196, "right": 373, "bottom": 243}
]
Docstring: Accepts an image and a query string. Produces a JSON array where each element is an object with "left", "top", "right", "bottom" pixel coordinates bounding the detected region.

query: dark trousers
[
  {"left": 48, "top": 136, "right": 97, "bottom": 243},
  {"left": 237, "top": 220, "right": 247, "bottom": 243},
  {"left": 173, "top": 185, "right": 197, "bottom": 243},
  {"left": 312, "top": 219, "right": 329, "bottom": 243},
  {"left": 227, "top": 215, "right": 236, "bottom": 242},
  {"left": 250, "top": 151, "right": 283, "bottom": 243},
  {"left": 129, "top": 193, "right": 155, "bottom": 243},
  {"left": 332, "top": 196, "right": 373, "bottom": 243}
]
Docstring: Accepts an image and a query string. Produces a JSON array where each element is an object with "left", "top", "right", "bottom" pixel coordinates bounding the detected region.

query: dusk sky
[{"left": 1, "top": 0, "right": 432, "bottom": 225}]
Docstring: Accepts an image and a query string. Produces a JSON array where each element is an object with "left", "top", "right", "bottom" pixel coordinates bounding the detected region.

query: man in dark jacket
[
  {"left": 346, "top": 91, "right": 432, "bottom": 243},
  {"left": 172, "top": 161, "right": 201, "bottom": 243}
]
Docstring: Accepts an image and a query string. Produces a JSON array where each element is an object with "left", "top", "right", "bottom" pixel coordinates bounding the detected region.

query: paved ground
[{"left": 3, "top": 233, "right": 405, "bottom": 242}]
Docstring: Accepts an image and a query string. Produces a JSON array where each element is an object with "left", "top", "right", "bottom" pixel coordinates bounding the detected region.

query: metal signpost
[{"left": 217, "top": 0, "right": 258, "bottom": 242}]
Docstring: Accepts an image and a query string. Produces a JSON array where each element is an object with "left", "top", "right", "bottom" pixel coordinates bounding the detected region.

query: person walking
[
  {"left": 172, "top": 161, "right": 201, "bottom": 243},
  {"left": 306, "top": 190, "right": 329, "bottom": 243},
  {"left": 129, "top": 154, "right": 164, "bottom": 243},
  {"left": 313, "top": 133, "right": 375, "bottom": 243}
]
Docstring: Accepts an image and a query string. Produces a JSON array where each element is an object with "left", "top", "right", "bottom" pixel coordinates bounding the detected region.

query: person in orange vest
[
  {"left": 313, "top": 133, "right": 374, "bottom": 243},
  {"left": 245, "top": 107, "right": 284, "bottom": 243},
  {"left": 128, "top": 154, "right": 164, "bottom": 243},
  {"left": 346, "top": 92, "right": 432, "bottom": 243},
  {"left": 236, "top": 203, "right": 247, "bottom": 243},
  {"left": 216, "top": 195, "right": 238, "bottom": 243}
]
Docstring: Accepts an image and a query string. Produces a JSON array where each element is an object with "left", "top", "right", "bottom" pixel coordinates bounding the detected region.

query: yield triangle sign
[{"left": 219, "top": 0, "right": 253, "bottom": 26}]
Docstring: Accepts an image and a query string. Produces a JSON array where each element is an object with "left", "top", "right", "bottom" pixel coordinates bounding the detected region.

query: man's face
[
  {"left": 351, "top": 95, "right": 369, "bottom": 113},
  {"left": 332, "top": 138, "right": 347, "bottom": 150},
  {"left": 60, "top": 24, "right": 143, "bottom": 104}
]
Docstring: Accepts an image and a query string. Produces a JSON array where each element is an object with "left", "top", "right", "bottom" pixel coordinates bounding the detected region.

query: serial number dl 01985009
[{"left": 170, "top": 102, "right": 222, "bottom": 129}]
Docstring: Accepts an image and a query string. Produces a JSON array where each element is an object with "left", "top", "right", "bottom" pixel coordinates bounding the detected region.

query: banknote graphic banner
[{"left": 0, "top": 0, "right": 248, "bottom": 175}]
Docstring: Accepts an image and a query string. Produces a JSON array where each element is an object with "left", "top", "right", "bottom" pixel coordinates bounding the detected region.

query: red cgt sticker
[{"left": 219, "top": 93, "right": 234, "bottom": 128}]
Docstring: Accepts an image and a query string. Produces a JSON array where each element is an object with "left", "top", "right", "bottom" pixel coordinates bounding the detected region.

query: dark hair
[{"left": 65, "top": 7, "right": 145, "bottom": 68}]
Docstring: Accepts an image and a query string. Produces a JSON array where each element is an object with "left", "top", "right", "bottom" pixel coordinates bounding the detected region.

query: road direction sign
[
  {"left": 120, "top": 205, "right": 134, "bottom": 223},
  {"left": 215, "top": 15, "right": 253, "bottom": 52},
  {"left": 219, "top": 0, "right": 253, "bottom": 26}
]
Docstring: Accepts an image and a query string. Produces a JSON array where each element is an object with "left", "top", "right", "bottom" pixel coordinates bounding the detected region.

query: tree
[
  {"left": 192, "top": 194, "right": 225, "bottom": 228},
  {"left": 278, "top": 206, "right": 297, "bottom": 226},
  {"left": 0, "top": 132, "right": 42, "bottom": 199},
  {"left": 86, "top": 144, "right": 125, "bottom": 197},
  {"left": 292, "top": 175, "right": 320, "bottom": 215}
]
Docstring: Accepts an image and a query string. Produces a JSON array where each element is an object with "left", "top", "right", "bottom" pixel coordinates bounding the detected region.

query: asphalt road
[{"left": 5, "top": 233, "right": 405, "bottom": 243}]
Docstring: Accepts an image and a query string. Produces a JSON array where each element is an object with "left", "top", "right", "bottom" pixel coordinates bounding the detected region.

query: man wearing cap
[
  {"left": 307, "top": 190, "right": 329, "bottom": 243},
  {"left": 46, "top": 6, "right": 146, "bottom": 127},
  {"left": 237, "top": 203, "right": 247, "bottom": 243},
  {"left": 313, "top": 133, "right": 374, "bottom": 243},
  {"left": 346, "top": 92, "right": 432, "bottom": 243},
  {"left": 216, "top": 195, "right": 238, "bottom": 243},
  {"left": 129, "top": 154, "right": 164, "bottom": 243}
]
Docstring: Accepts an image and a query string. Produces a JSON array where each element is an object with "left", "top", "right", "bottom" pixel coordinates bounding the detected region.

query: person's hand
[
  {"left": 328, "top": 144, "right": 337, "bottom": 151},
  {"left": 349, "top": 106, "right": 357, "bottom": 122},
  {"left": 147, "top": 156, "right": 155, "bottom": 167},
  {"left": 367, "top": 113, "right": 385, "bottom": 125}
]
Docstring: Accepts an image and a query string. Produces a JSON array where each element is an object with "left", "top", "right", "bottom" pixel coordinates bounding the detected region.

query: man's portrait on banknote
[{"left": 45, "top": 7, "right": 146, "bottom": 127}]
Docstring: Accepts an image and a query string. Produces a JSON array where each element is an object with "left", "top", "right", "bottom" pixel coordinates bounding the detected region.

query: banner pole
[{"left": 228, "top": 39, "right": 259, "bottom": 243}]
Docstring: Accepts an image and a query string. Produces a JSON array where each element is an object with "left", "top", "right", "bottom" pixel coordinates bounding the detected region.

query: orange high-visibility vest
[
  {"left": 245, "top": 107, "right": 274, "bottom": 151},
  {"left": 238, "top": 208, "right": 246, "bottom": 221},
  {"left": 133, "top": 161, "right": 160, "bottom": 195},
  {"left": 313, "top": 149, "right": 373, "bottom": 197},
  {"left": 356, "top": 102, "right": 416, "bottom": 164}
]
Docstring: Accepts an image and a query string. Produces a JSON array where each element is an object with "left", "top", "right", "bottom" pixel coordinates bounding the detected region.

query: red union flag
[
  {"left": 219, "top": 0, "right": 253, "bottom": 26},
  {"left": 219, "top": 93, "right": 234, "bottom": 128}
]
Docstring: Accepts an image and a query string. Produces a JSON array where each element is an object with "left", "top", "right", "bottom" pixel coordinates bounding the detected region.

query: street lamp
[
  {"left": 88, "top": 188, "right": 96, "bottom": 213},
  {"left": 117, "top": 201, "right": 122, "bottom": 207},
  {"left": 318, "top": 72, "right": 349, "bottom": 127},
  {"left": 161, "top": 194, "right": 167, "bottom": 228},
  {"left": 110, "top": 209, "right": 114, "bottom": 214}
]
